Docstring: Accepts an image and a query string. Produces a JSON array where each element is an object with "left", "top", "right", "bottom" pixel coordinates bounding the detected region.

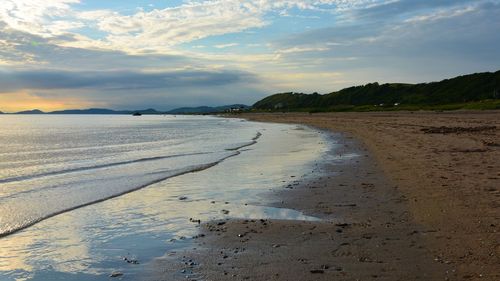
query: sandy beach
[{"left": 148, "top": 111, "right": 499, "bottom": 281}]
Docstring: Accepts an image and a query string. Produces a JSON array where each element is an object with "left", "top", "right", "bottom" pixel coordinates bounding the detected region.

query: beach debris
[
  {"left": 358, "top": 256, "right": 381, "bottom": 263},
  {"left": 123, "top": 256, "right": 139, "bottom": 264},
  {"left": 482, "top": 140, "right": 500, "bottom": 147},
  {"left": 272, "top": 244, "right": 281, "bottom": 248},
  {"left": 310, "top": 269, "right": 324, "bottom": 274},
  {"left": 189, "top": 218, "right": 201, "bottom": 224},
  {"left": 421, "top": 125, "right": 496, "bottom": 134},
  {"left": 109, "top": 271, "right": 123, "bottom": 278},
  {"left": 221, "top": 209, "right": 230, "bottom": 215},
  {"left": 334, "top": 203, "right": 357, "bottom": 207},
  {"left": 178, "top": 196, "right": 188, "bottom": 200}
]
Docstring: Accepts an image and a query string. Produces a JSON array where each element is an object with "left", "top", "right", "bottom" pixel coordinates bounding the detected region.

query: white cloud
[
  {"left": 214, "top": 43, "right": 239, "bottom": 49},
  {"left": 277, "top": 46, "right": 330, "bottom": 54},
  {"left": 0, "top": 0, "right": 391, "bottom": 55},
  {"left": 404, "top": 4, "right": 477, "bottom": 24},
  {"left": 0, "top": 0, "right": 80, "bottom": 37}
]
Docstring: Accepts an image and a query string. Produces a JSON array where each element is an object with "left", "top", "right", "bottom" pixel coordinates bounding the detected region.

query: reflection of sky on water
[{"left": 0, "top": 121, "right": 330, "bottom": 281}]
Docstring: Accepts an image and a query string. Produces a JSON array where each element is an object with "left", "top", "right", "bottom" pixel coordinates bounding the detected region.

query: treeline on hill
[{"left": 253, "top": 70, "right": 500, "bottom": 112}]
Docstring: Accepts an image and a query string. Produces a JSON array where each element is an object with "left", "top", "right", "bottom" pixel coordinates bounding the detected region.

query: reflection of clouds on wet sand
[{"left": 222, "top": 204, "right": 319, "bottom": 221}]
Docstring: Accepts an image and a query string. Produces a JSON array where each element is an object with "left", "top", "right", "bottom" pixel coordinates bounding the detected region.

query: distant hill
[
  {"left": 253, "top": 71, "right": 500, "bottom": 111},
  {"left": 166, "top": 104, "right": 250, "bottom": 114},
  {"left": 15, "top": 109, "right": 45, "bottom": 114},
  {"left": 49, "top": 108, "right": 164, "bottom": 114},
  {"left": 49, "top": 108, "right": 131, "bottom": 114},
  {"left": 134, "top": 108, "right": 162, "bottom": 114}
]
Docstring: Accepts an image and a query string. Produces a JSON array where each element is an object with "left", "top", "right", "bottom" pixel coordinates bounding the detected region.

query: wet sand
[{"left": 147, "top": 111, "right": 499, "bottom": 281}]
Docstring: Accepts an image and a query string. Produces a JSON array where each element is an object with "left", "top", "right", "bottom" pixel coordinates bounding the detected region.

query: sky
[{"left": 0, "top": 0, "right": 499, "bottom": 112}]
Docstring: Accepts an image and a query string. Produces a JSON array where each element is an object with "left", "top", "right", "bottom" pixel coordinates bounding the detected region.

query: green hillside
[{"left": 253, "top": 71, "right": 500, "bottom": 111}]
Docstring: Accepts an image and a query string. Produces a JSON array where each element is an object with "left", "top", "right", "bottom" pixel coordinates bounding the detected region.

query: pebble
[{"left": 110, "top": 271, "right": 123, "bottom": 278}]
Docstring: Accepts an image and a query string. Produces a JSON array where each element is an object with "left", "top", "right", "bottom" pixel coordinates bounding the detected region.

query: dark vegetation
[{"left": 253, "top": 70, "right": 500, "bottom": 112}]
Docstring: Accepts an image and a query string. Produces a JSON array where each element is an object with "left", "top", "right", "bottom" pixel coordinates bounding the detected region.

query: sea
[{"left": 0, "top": 115, "right": 331, "bottom": 281}]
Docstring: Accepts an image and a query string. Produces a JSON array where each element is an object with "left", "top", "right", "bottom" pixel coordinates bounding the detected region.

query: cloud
[
  {"left": 348, "top": 0, "right": 475, "bottom": 20},
  {"left": 276, "top": 1, "right": 500, "bottom": 54},
  {"left": 269, "top": 0, "right": 500, "bottom": 85},
  {"left": 0, "top": 21, "right": 203, "bottom": 71},
  {"left": 0, "top": 68, "right": 265, "bottom": 111},
  {"left": 0, "top": 0, "right": 80, "bottom": 37},
  {"left": 0, "top": 0, "right": 395, "bottom": 54},
  {"left": 214, "top": 43, "right": 239, "bottom": 49},
  {"left": 0, "top": 69, "right": 257, "bottom": 92}
]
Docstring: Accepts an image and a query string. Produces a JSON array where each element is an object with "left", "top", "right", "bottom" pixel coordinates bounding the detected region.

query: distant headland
[
  {"left": 2, "top": 105, "right": 250, "bottom": 115},
  {"left": 252, "top": 70, "right": 500, "bottom": 112}
]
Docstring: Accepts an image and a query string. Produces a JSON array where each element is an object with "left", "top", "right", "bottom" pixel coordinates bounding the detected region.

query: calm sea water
[{"left": 0, "top": 115, "right": 330, "bottom": 281}]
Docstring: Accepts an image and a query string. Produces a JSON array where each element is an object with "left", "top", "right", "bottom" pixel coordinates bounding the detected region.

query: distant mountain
[
  {"left": 48, "top": 108, "right": 162, "bottom": 114},
  {"left": 167, "top": 104, "right": 250, "bottom": 114},
  {"left": 133, "top": 108, "right": 162, "bottom": 114},
  {"left": 49, "top": 108, "right": 131, "bottom": 114},
  {"left": 15, "top": 109, "right": 45, "bottom": 114},
  {"left": 253, "top": 70, "right": 500, "bottom": 111}
]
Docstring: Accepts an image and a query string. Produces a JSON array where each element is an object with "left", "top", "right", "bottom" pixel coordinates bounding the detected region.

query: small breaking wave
[
  {"left": 225, "top": 131, "right": 261, "bottom": 151},
  {"left": 0, "top": 131, "right": 264, "bottom": 238},
  {"left": 0, "top": 152, "right": 211, "bottom": 185}
]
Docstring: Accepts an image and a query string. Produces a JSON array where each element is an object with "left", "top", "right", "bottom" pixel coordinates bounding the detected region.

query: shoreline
[{"left": 147, "top": 111, "right": 499, "bottom": 281}]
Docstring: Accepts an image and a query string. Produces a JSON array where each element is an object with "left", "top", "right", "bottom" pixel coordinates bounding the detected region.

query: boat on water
[{"left": 132, "top": 112, "right": 142, "bottom": 116}]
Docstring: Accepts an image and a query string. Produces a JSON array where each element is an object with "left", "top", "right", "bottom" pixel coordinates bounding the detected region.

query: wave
[
  {"left": 0, "top": 138, "right": 183, "bottom": 157},
  {"left": 0, "top": 131, "right": 263, "bottom": 238},
  {"left": 0, "top": 152, "right": 210, "bottom": 184},
  {"left": 0, "top": 160, "right": 233, "bottom": 238},
  {"left": 225, "top": 131, "right": 261, "bottom": 151}
]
